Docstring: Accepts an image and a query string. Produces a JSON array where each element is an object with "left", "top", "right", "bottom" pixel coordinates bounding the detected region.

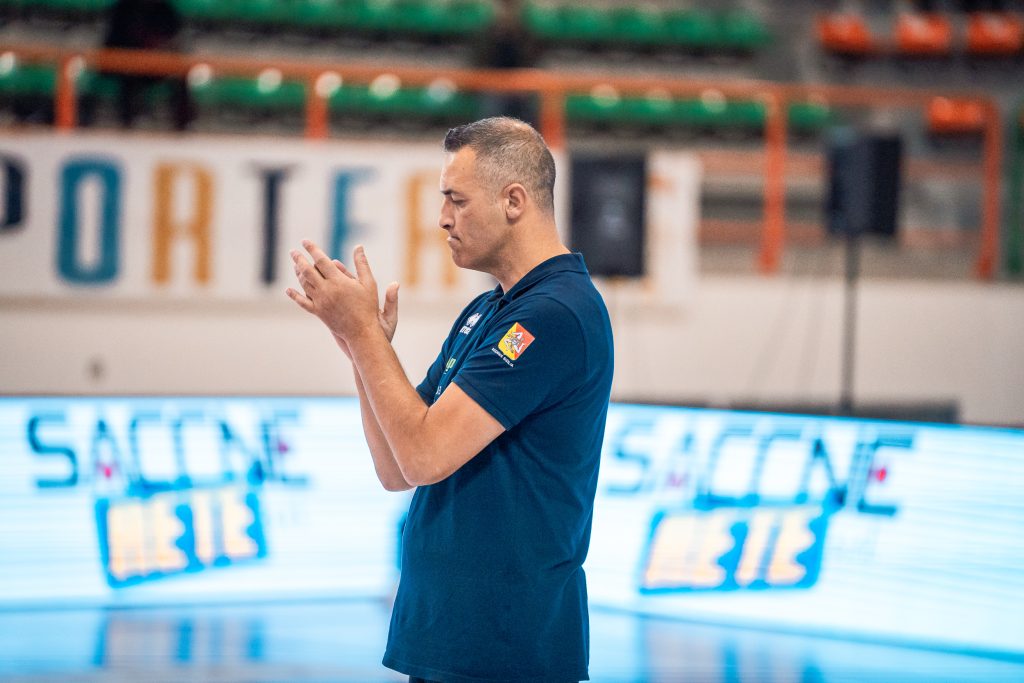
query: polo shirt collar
[{"left": 486, "top": 252, "right": 588, "bottom": 305}]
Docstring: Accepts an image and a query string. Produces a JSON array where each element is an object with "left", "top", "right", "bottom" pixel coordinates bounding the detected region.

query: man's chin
[
  {"left": 448, "top": 245, "right": 468, "bottom": 267},
  {"left": 450, "top": 253, "right": 483, "bottom": 273}
]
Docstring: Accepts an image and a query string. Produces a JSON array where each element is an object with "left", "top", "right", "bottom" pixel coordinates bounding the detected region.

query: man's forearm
[
  {"left": 352, "top": 368, "right": 413, "bottom": 492},
  {"left": 347, "top": 325, "right": 438, "bottom": 486}
]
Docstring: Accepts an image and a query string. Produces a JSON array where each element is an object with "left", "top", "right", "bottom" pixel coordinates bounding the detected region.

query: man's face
[{"left": 438, "top": 147, "right": 507, "bottom": 273}]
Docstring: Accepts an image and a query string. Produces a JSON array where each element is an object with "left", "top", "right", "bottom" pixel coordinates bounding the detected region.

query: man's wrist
[{"left": 345, "top": 322, "right": 385, "bottom": 351}]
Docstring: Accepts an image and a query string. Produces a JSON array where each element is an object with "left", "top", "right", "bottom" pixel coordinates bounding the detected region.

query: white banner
[{"left": 0, "top": 132, "right": 698, "bottom": 306}]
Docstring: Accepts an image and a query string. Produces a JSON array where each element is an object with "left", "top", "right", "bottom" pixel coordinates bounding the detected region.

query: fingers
[
  {"left": 285, "top": 287, "right": 315, "bottom": 314},
  {"left": 292, "top": 242, "right": 382, "bottom": 309},
  {"left": 352, "top": 244, "right": 377, "bottom": 288},
  {"left": 382, "top": 281, "right": 399, "bottom": 318},
  {"left": 302, "top": 239, "right": 338, "bottom": 279},
  {"left": 334, "top": 259, "right": 356, "bottom": 280},
  {"left": 381, "top": 281, "right": 399, "bottom": 341},
  {"left": 291, "top": 249, "right": 320, "bottom": 295}
]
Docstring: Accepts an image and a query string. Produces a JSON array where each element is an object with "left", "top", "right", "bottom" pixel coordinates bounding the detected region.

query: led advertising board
[{"left": 1, "top": 398, "right": 1021, "bottom": 657}]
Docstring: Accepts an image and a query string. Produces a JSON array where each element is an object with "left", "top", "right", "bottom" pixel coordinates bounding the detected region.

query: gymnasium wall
[{"left": 3, "top": 278, "right": 1023, "bottom": 425}]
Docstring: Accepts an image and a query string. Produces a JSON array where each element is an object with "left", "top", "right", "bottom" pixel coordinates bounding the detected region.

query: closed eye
[{"left": 441, "top": 191, "right": 465, "bottom": 208}]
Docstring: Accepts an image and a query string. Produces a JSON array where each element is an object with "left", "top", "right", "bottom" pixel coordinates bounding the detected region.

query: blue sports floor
[{"left": 2, "top": 600, "right": 1022, "bottom": 682}]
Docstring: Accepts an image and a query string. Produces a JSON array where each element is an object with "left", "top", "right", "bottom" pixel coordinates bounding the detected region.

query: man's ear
[{"left": 503, "top": 183, "right": 527, "bottom": 222}]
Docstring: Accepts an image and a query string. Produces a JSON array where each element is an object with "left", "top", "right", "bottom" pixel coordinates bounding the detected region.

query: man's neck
[{"left": 492, "top": 235, "right": 569, "bottom": 294}]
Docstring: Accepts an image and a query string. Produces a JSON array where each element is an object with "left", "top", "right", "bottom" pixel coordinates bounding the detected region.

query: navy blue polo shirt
[{"left": 383, "top": 252, "right": 614, "bottom": 683}]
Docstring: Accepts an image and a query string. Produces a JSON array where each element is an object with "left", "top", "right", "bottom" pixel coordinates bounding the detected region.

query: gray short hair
[{"left": 443, "top": 117, "right": 556, "bottom": 213}]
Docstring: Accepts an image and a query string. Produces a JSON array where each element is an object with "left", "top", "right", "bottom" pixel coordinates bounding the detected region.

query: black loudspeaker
[
  {"left": 825, "top": 129, "right": 903, "bottom": 237},
  {"left": 570, "top": 155, "right": 646, "bottom": 277}
]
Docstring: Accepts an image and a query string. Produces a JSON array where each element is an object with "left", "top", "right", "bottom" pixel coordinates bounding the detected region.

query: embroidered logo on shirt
[
  {"left": 459, "top": 312, "right": 482, "bottom": 335},
  {"left": 498, "top": 323, "right": 535, "bottom": 361}
]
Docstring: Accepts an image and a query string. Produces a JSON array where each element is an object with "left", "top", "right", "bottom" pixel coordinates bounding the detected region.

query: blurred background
[{"left": 0, "top": 0, "right": 1023, "bottom": 681}]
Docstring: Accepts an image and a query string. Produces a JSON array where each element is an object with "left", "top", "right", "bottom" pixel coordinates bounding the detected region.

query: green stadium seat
[
  {"left": 418, "top": 84, "right": 479, "bottom": 120},
  {"left": 190, "top": 74, "right": 306, "bottom": 111},
  {"left": 522, "top": 1, "right": 561, "bottom": 40},
  {"left": 557, "top": 4, "right": 611, "bottom": 45},
  {"left": 565, "top": 90, "right": 629, "bottom": 125},
  {"left": 289, "top": 0, "right": 361, "bottom": 32},
  {"left": 663, "top": 8, "right": 719, "bottom": 51},
  {"left": 328, "top": 79, "right": 478, "bottom": 122},
  {"left": 720, "top": 99, "right": 767, "bottom": 129},
  {"left": 387, "top": 0, "right": 447, "bottom": 36},
  {"left": 351, "top": 0, "right": 396, "bottom": 32},
  {"left": 363, "top": 81, "right": 424, "bottom": 114},
  {"left": 171, "top": 0, "right": 228, "bottom": 23},
  {"left": 675, "top": 97, "right": 765, "bottom": 132},
  {"left": 607, "top": 6, "right": 666, "bottom": 48},
  {"left": 77, "top": 69, "right": 183, "bottom": 123},
  {"left": 717, "top": 9, "right": 771, "bottom": 52},
  {"left": 567, "top": 90, "right": 677, "bottom": 128},
  {"left": 518, "top": 4, "right": 769, "bottom": 55},
  {"left": 289, "top": 0, "right": 334, "bottom": 31},
  {"left": 239, "top": 0, "right": 293, "bottom": 29},
  {"left": 568, "top": 89, "right": 773, "bottom": 134},
  {"left": 0, "top": 61, "right": 56, "bottom": 97},
  {"left": 0, "top": 62, "right": 185, "bottom": 124},
  {"left": 77, "top": 69, "right": 120, "bottom": 99},
  {"left": 788, "top": 101, "right": 834, "bottom": 133},
  {"left": 621, "top": 92, "right": 677, "bottom": 127},
  {"left": 445, "top": 0, "right": 493, "bottom": 35},
  {"left": 675, "top": 98, "right": 720, "bottom": 128},
  {"left": 325, "top": 82, "right": 370, "bottom": 114}
]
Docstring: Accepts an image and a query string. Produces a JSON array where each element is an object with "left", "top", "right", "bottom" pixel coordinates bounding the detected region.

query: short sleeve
[
  {"left": 415, "top": 292, "right": 491, "bottom": 405},
  {"left": 452, "top": 298, "right": 586, "bottom": 430},
  {"left": 416, "top": 350, "right": 447, "bottom": 405}
]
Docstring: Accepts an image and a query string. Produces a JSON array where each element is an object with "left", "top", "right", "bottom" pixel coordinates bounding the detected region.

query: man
[
  {"left": 287, "top": 117, "right": 613, "bottom": 682},
  {"left": 472, "top": 0, "right": 539, "bottom": 126},
  {"left": 100, "top": 0, "right": 194, "bottom": 131}
]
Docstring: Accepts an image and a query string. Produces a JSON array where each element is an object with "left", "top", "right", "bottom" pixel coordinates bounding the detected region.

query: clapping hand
[{"left": 287, "top": 240, "right": 399, "bottom": 357}]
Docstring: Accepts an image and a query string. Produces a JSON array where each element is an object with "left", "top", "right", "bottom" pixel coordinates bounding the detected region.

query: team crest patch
[{"left": 498, "top": 323, "right": 535, "bottom": 361}]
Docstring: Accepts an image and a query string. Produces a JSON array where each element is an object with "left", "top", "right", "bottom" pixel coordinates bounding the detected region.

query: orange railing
[{"left": 3, "top": 43, "right": 1003, "bottom": 279}]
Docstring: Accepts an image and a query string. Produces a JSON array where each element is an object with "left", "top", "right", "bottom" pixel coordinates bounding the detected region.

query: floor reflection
[{"left": 1, "top": 600, "right": 1022, "bottom": 682}]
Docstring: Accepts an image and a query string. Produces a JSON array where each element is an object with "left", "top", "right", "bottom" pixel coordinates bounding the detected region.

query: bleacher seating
[
  {"left": 966, "top": 12, "right": 1024, "bottom": 56},
  {"left": 189, "top": 70, "right": 480, "bottom": 125},
  {"left": 1, "top": 0, "right": 496, "bottom": 38},
  {"left": 1, "top": 1, "right": 777, "bottom": 61},
  {"left": 191, "top": 71, "right": 306, "bottom": 113},
  {"left": 564, "top": 86, "right": 833, "bottom": 137},
  {"left": 606, "top": 5, "right": 663, "bottom": 49},
  {"left": 0, "top": 59, "right": 56, "bottom": 99},
  {"left": 818, "top": 7, "right": 1024, "bottom": 60},
  {"left": 521, "top": 2, "right": 770, "bottom": 55},
  {"left": 331, "top": 77, "right": 479, "bottom": 122},
  {"left": 926, "top": 96, "right": 987, "bottom": 136},
  {"left": 663, "top": 8, "right": 720, "bottom": 53},
  {"left": 0, "top": 57, "right": 482, "bottom": 128},
  {"left": 816, "top": 12, "right": 876, "bottom": 57},
  {"left": 894, "top": 12, "right": 954, "bottom": 57},
  {"left": 0, "top": 0, "right": 1012, "bottom": 150},
  {"left": 717, "top": 8, "right": 771, "bottom": 53}
]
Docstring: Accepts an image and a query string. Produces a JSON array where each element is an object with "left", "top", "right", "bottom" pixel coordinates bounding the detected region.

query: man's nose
[{"left": 438, "top": 210, "right": 453, "bottom": 231}]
